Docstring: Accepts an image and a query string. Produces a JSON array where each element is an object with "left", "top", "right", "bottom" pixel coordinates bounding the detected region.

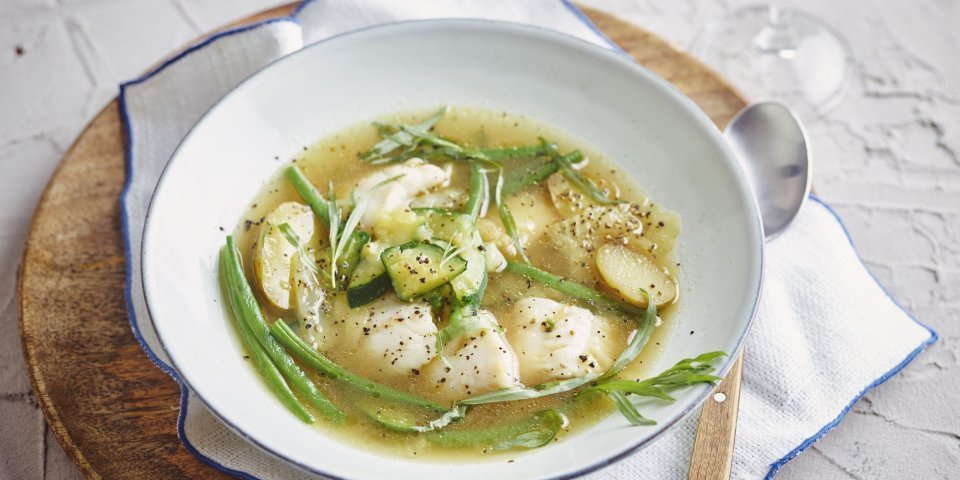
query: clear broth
[{"left": 232, "top": 107, "right": 677, "bottom": 461}]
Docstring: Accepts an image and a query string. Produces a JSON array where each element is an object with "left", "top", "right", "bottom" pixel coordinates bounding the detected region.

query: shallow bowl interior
[{"left": 143, "top": 20, "right": 763, "bottom": 480}]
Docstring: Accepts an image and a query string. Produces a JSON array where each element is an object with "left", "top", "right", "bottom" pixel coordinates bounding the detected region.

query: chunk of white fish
[
  {"left": 344, "top": 295, "right": 438, "bottom": 379},
  {"left": 353, "top": 158, "right": 448, "bottom": 226},
  {"left": 478, "top": 218, "right": 516, "bottom": 258},
  {"left": 409, "top": 188, "right": 467, "bottom": 210},
  {"left": 482, "top": 242, "right": 507, "bottom": 273},
  {"left": 504, "top": 297, "right": 616, "bottom": 385},
  {"left": 423, "top": 312, "right": 521, "bottom": 401}
]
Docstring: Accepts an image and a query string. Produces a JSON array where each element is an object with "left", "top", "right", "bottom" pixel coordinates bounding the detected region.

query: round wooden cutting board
[{"left": 18, "top": 4, "right": 746, "bottom": 479}]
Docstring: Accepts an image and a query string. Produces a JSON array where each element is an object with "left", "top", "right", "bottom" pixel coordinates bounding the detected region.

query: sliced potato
[
  {"left": 548, "top": 172, "right": 680, "bottom": 256},
  {"left": 547, "top": 173, "right": 596, "bottom": 218},
  {"left": 546, "top": 203, "right": 644, "bottom": 253},
  {"left": 254, "top": 202, "right": 316, "bottom": 309},
  {"left": 621, "top": 201, "right": 680, "bottom": 257},
  {"left": 596, "top": 243, "right": 678, "bottom": 308},
  {"left": 546, "top": 171, "right": 623, "bottom": 218},
  {"left": 504, "top": 188, "right": 560, "bottom": 243},
  {"left": 545, "top": 205, "right": 646, "bottom": 279}
]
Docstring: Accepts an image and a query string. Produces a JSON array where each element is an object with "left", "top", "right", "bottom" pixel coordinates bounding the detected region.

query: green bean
[
  {"left": 333, "top": 230, "right": 369, "bottom": 285},
  {"left": 541, "top": 139, "right": 620, "bottom": 205},
  {"left": 285, "top": 166, "right": 331, "bottom": 226},
  {"left": 494, "top": 170, "right": 530, "bottom": 264},
  {"left": 363, "top": 403, "right": 564, "bottom": 451},
  {"left": 502, "top": 150, "right": 584, "bottom": 196},
  {"left": 463, "top": 162, "right": 489, "bottom": 220},
  {"left": 270, "top": 320, "right": 447, "bottom": 413},
  {"left": 504, "top": 261, "right": 638, "bottom": 315},
  {"left": 222, "top": 237, "right": 345, "bottom": 423},
  {"left": 473, "top": 145, "right": 545, "bottom": 162},
  {"left": 427, "top": 410, "right": 565, "bottom": 449},
  {"left": 362, "top": 107, "right": 448, "bottom": 162},
  {"left": 219, "top": 243, "right": 314, "bottom": 423}
]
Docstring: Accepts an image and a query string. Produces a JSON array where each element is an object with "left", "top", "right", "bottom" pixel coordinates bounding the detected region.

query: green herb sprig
[
  {"left": 541, "top": 138, "right": 622, "bottom": 205},
  {"left": 434, "top": 308, "right": 503, "bottom": 368},
  {"left": 276, "top": 223, "right": 330, "bottom": 282},
  {"left": 588, "top": 351, "right": 726, "bottom": 425},
  {"left": 463, "top": 161, "right": 489, "bottom": 220},
  {"left": 270, "top": 320, "right": 446, "bottom": 413},
  {"left": 324, "top": 182, "right": 341, "bottom": 287},
  {"left": 363, "top": 107, "right": 448, "bottom": 163},
  {"left": 368, "top": 289, "right": 658, "bottom": 433},
  {"left": 494, "top": 168, "right": 530, "bottom": 264},
  {"left": 320, "top": 175, "right": 403, "bottom": 288}
]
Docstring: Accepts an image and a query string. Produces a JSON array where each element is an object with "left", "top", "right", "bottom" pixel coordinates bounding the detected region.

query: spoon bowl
[
  {"left": 688, "top": 101, "right": 810, "bottom": 475},
  {"left": 724, "top": 102, "right": 811, "bottom": 238}
]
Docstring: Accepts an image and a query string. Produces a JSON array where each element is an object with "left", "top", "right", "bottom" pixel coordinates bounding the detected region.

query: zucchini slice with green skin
[
  {"left": 335, "top": 230, "right": 370, "bottom": 282},
  {"left": 313, "top": 230, "right": 371, "bottom": 291},
  {"left": 381, "top": 241, "right": 468, "bottom": 301},
  {"left": 347, "top": 254, "right": 391, "bottom": 308},
  {"left": 412, "top": 207, "right": 472, "bottom": 240},
  {"left": 413, "top": 208, "right": 487, "bottom": 306}
]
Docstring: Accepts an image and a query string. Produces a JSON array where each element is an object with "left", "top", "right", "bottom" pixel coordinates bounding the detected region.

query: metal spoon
[
  {"left": 725, "top": 101, "right": 811, "bottom": 238},
  {"left": 687, "top": 101, "right": 810, "bottom": 480}
]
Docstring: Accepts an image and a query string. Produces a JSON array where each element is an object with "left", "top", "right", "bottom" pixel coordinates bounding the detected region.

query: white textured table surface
[{"left": 1, "top": 1, "right": 957, "bottom": 478}]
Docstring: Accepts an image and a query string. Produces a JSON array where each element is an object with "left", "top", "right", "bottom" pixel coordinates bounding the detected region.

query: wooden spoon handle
[{"left": 687, "top": 351, "right": 744, "bottom": 480}]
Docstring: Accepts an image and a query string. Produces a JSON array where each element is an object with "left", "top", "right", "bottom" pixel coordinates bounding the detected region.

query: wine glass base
[{"left": 691, "top": 6, "right": 853, "bottom": 123}]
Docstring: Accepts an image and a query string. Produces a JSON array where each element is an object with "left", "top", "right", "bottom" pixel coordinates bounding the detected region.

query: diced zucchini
[
  {"left": 450, "top": 243, "right": 486, "bottom": 306},
  {"left": 314, "top": 230, "right": 370, "bottom": 290},
  {"left": 347, "top": 242, "right": 390, "bottom": 308},
  {"left": 336, "top": 231, "right": 370, "bottom": 282},
  {"left": 381, "top": 241, "right": 467, "bottom": 301},
  {"left": 413, "top": 208, "right": 472, "bottom": 242},
  {"left": 347, "top": 273, "right": 391, "bottom": 308},
  {"left": 414, "top": 208, "right": 487, "bottom": 306},
  {"left": 423, "top": 283, "right": 452, "bottom": 314}
]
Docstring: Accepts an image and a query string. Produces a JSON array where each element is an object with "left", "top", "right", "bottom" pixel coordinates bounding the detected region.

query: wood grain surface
[
  {"left": 18, "top": 4, "right": 747, "bottom": 479},
  {"left": 688, "top": 352, "right": 745, "bottom": 479}
]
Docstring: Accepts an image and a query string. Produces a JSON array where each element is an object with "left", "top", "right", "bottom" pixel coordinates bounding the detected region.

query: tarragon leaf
[
  {"left": 362, "top": 107, "right": 448, "bottom": 162},
  {"left": 608, "top": 390, "right": 655, "bottom": 426}
]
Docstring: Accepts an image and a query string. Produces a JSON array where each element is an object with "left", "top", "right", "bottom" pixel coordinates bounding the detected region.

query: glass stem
[{"left": 752, "top": 5, "right": 798, "bottom": 57}]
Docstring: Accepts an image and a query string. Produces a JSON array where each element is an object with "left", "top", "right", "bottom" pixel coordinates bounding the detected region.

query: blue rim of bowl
[{"left": 140, "top": 18, "right": 764, "bottom": 480}]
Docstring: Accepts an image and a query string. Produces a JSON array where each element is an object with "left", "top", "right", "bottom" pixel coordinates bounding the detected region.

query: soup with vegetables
[{"left": 218, "top": 107, "right": 725, "bottom": 459}]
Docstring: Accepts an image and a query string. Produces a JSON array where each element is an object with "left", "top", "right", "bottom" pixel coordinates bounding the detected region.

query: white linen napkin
[{"left": 120, "top": 1, "right": 937, "bottom": 478}]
